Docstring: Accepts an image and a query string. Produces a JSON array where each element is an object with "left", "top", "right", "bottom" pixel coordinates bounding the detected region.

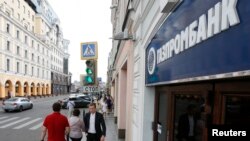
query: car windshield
[
  {"left": 6, "top": 98, "right": 19, "bottom": 101},
  {"left": 69, "top": 98, "right": 77, "bottom": 101}
]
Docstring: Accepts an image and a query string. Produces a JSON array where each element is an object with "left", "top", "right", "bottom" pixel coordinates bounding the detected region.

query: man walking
[
  {"left": 84, "top": 103, "right": 106, "bottom": 141},
  {"left": 67, "top": 98, "right": 75, "bottom": 118},
  {"left": 41, "top": 102, "right": 70, "bottom": 141}
]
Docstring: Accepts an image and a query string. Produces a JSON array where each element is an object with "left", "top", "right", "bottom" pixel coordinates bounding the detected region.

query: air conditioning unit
[
  {"left": 160, "top": 0, "right": 181, "bottom": 13},
  {"left": 112, "top": 28, "right": 135, "bottom": 41}
]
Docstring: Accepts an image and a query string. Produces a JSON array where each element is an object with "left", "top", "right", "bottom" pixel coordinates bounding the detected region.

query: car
[
  {"left": 61, "top": 97, "right": 91, "bottom": 109},
  {"left": 76, "top": 94, "right": 92, "bottom": 101},
  {"left": 2, "top": 97, "right": 33, "bottom": 112}
]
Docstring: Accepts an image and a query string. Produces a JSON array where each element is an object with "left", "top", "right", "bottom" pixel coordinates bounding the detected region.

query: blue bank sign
[{"left": 146, "top": 0, "right": 250, "bottom": 86}]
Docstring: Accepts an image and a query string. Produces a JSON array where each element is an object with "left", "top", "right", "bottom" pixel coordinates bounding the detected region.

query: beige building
[{"left": 0, "top": 0, "right": 70, "bottom": 98}]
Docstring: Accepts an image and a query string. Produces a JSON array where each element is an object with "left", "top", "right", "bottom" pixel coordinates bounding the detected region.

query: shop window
[{"left": 224, "top": 95, "right": 250, "bottom": 125}]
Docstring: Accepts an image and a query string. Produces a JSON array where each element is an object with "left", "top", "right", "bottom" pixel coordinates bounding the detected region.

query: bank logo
[{"left": 148, "top": 47, "right": 156, "bottom": 75}]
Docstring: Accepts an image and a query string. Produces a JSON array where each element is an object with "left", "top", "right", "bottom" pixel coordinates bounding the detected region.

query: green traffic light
[
  {"left": 86, "top": 68, "right": 93, "bottom": 74},
  {"left": 85, "top": 76, "right": 93, "bottom": 83}
]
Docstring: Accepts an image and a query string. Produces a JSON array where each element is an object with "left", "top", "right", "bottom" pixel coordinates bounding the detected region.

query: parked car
[
  {"left": 2, "top": 97, "right": 33, "bottom": 112},
  {"left": 61, "top": 97, "right": 91, "bottom": 109}
]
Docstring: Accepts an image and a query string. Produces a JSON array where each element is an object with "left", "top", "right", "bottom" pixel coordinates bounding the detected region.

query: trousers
[{"left": 87, "top": 133, "right": 100, "bottom": 141}]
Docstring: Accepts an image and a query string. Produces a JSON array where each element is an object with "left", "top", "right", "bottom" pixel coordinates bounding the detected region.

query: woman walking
[
  {"left": 68, "top": 109, "right": 85, "bottom": 141},
  {"left": 101, "top": 97, "right": 108, "bottom": 118}
]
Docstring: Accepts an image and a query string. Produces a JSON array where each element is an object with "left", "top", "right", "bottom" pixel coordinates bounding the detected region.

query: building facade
[
  {"left": 108, "top": 0, "right": 250, "bottom": 141},
  {"left": 0, "top": 0, "right": 70, "bottom": 98}
]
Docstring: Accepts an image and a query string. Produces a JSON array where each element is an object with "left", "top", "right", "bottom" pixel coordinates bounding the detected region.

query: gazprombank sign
[{"left": 146, "top": 0, "right": 250, "bottom": 85}]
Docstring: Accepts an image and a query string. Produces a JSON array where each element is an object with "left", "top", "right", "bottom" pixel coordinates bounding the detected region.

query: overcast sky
[{"left": 48, "top": 0, "right": 112, "bottom": 83}]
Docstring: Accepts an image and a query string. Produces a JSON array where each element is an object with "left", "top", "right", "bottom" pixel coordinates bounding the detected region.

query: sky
[{"left": 48, "top": 0, "right": 112, "bottom": 83}]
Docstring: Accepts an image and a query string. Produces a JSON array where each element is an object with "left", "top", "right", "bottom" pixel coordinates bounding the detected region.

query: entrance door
[
  {"left": 168, "top": 84, "right": 213, "bottom": 141},
  {"left": 173, "top": 93, "right": 207, "bottom": 141},
  {"left": 156, "top": 91, "right": 168, "bottom": 141}
]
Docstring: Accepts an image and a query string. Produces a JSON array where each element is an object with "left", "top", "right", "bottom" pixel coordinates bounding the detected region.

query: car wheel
[
  {"left": 4, "top": 110, "right": 9, "bottom": 113},
  {"left": 19, "top": 106, "right": 23, "bottom": 112},
  {"left": 30, "top": 104, "right": 33, "bottom": 109}
]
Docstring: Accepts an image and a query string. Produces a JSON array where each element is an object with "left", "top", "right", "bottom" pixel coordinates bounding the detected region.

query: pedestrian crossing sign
[{"left": 81, "top": 42, "right": 98, "bottom": 60}]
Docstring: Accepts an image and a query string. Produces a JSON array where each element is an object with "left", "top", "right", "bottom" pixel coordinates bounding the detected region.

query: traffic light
[{"left": 85, "top": 60, "right": 97, "bottom": 85}]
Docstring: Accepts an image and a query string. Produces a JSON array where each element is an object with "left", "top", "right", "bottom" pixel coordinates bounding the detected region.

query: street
[
  {"left": 0, "top": 95, "right": 69, "bottom": 141},
  {"left": 0, "top": 95, "right": 122, "bottom": 141}
]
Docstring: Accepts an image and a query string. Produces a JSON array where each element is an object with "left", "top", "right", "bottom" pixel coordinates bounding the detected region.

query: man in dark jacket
[
  {"left": 177, "top": 104, "right": 198, "bottom": 141},
  {"left": 84, "top": 103, "right": 106, "bottom": 141}
]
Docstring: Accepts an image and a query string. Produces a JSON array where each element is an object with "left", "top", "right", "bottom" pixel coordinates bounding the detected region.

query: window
[
  {"left": 37, "top": 44, "right": 40, "bottom": 52},
  {"left": 16, "top": 30, "right": 19, "bottom": 39},
  {"left": 32, "top": 15, "right": 34, "bottom": 21},
  {"left": 32, "top": 66, "right": 34, "bottom": 76},
  {"left": 17, "top": 46, "right": 20, "bottom": 55},
  {"left": 42, "top": 59, "right": 44, "bottom": 65},
  {"left": 18, "top": 13, "right": 20, "bottom": 20},
  {"left": 38, "top": 56, "right": 40, "bottom": 63},
  {"left": 7, "top": 41, "right": 10, "bottom": 51},
  {"left": 37, "top": 68, "right": 39, "bottom": 77},
  {"left": 43, "top": 48, "right": 44, "bottom": 54},
  {"left": 32, "top": 53, "right": 34, "bottom": 61},
  {"left": 32, "top": 40, "right": 34, "bottom": 47},
  {"left": 28, "top": 11, "right": 30, "bottom": 18},
  {"left": 32, "top": 26, "right": 34, "bottom": 32},
  {"left": 25, "top": 36, "right": 28, "bottom": 44},
  {"left": 25, "top": 50, "right": 28, "bottom": 58},
  {"left": 6, "top": 59, "right": 10, "bottom": 71},
  {"left": 16, "top": 62, "right": 20, "bottom": 73},
  {"left": 42, "top": 70, "right": 44, "bottom": 78},
  {"left": 18, "top": 0, "right": 20, "bottom": 8},
  {"left": 23, "top": 6, "right": 25, "bottom": 13},
  {"left": 6, "top": 23, "right": 10, "bottom": 33},
  {"left": 24, "top": 64, "right": 27, "bottom": 74}
]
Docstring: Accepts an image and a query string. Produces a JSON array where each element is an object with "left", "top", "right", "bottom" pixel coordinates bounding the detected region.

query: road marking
[
  {"left": 0, "top": 116, "right": 8, "bottom": 120},
  {"left": 13, "top": 118, "right": 42, "bottom": 129},
  {"left": 29, "top": 122, "right": 43, "bottom": 130},
  {"left": 0, "top": 117, "right": 30, "bottom": 128},
  {"left": 0, "top": 117, "right": 19, "bottom": 124}
]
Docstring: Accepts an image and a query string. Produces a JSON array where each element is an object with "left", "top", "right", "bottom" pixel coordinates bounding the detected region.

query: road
[
  {"left": 0, "top": 95, "right": 76, "bottom": 141},
  {"left": 0, "top": 94, "right": 123, "bottom": 141}
]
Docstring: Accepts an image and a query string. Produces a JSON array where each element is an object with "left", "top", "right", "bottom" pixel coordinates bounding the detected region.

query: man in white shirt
[
  {"left": 84, "top": 103, "right": 106, "bottom": 141},
  {"left": 177, "top": 104, "right": 197, "bottom": 141},
  {"left": 67, "top": 99, "right": 75, "bottom": 118}
]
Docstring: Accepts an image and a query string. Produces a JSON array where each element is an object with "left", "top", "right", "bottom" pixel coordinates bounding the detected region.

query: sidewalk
[{"left": 80, "top": 114, "right": 125, "bottom": 141}]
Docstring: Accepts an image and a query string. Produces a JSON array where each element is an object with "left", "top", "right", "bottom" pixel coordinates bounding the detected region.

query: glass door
[
  {"left": 157, "top": 92, "right": 168, "bottom": 141},
  {"left": 173, "top": 93, "right": 210, "bottom": 141}
]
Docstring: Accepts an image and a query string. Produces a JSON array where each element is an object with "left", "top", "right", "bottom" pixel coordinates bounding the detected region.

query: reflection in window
[{"left": 225, "top": 95, "right": 250, "bottom": 125}]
